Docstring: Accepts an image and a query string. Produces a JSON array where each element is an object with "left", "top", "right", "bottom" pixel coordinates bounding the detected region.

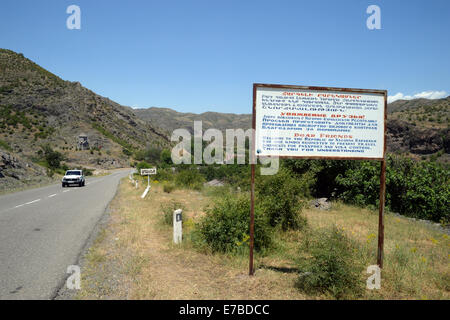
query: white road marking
[
  {"left": 14, "top": 204, "right": 25, "bottom": 208},
  {"left": 25, "top": 199, "right": 41, "bottom": 205},
  {"left": 48, "top": 194, "right": 57, "bottom": 198},
  {"left": 63, "top": 190, "right": 70, "bottom": 193}
]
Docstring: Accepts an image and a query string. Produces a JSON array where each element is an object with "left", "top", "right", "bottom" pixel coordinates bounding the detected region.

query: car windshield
[{"left": 66, "top": 171, "right": 81, "bottom": 176}]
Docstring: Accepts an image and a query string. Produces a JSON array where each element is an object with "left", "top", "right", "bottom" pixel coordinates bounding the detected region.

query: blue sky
[{"left": 1, "top": 0, "right": 449, "bottom": 113}]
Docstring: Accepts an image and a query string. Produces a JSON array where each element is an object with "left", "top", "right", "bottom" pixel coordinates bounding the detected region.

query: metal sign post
[
  {"left": 249, "top": 163, "right": 256, "bottom": 275},
  {"left": 250, "top": 83, "right": 387, "bottom": 276},
  {"left": 377, "top": 159, "right": 386, "bottom": 268}
]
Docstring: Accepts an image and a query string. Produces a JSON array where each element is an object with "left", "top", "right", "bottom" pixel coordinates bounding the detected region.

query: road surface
[{"left": 0, "top": 169, "right": 131, "bottom": 300}]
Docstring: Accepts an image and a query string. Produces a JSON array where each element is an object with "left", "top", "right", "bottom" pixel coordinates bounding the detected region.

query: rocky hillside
[
  {"left": 134, "top": 98, "right": 449, "bottom": 161},
  {"left": 133, "top": 107, "right": 252, "bottom": 134},
  {"left": 0, "top": 148, "right": 55, "bottom": 192},
  {"left": 0, "top": 49, "right": 169, "bottom": 171},
  {"left": 387, "top": 97, "right": 449, "bottom": 161}
]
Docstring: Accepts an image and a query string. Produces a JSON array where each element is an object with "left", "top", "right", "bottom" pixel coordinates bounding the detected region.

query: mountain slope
[
  {"left": 133, "top": 107, "right": 252, "bottom": 134},
  {"left": 0, "top": 49, "right": 169, "bottom": 169}
]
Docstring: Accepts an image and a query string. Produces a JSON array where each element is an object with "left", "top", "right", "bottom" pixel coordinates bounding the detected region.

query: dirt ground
[
  {"left": 75, "top": 179, "right": 307, "bottom": 300},
  {"left": 74, "top": 177, "right": 449, "bottom": 300}
]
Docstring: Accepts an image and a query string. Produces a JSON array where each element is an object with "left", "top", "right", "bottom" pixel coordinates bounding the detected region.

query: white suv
[{"left": 62, "top": 170, "right": 85, "bottom": 187}]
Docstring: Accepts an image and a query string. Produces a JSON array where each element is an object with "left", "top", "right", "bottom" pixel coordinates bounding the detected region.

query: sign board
[
  {"left": 140, "top": 168, "right": 157, "bottom": 176},
  {"left": 248, "top": 83, "right": 387, "bottom": 276},
  {"left": 254, "top": 84, "right": 386, "bottom": 160}
]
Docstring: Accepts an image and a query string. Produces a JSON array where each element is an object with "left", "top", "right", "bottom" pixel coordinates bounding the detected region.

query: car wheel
[{"left": 62, "top": 183, "right": 65, "bottom": 188}]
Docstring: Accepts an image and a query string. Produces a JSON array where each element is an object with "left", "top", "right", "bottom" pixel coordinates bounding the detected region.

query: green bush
[
  {"left": 335, "top": 155, "right": 450, "bottom": 223},
  {"left": 194, "top": 195, "right": 272, "bottom": 253},
  {"left": 335, "top": 161, "right": 381, "bottom": 207},
  {"left": 46, "top": 168, "right": 54, "bottom": 178},
  {"left": 155, "top": 167, "right": 175, "bottom": 182},
  {"left": 80, "top": 167, "right": 94, "bottom": 176},
  {"left": 296, "top": 226, "right": 364, "bottom": 299},
  {"left": 163, "top": 182, "right": 176, "bottom": 193},
  {"left": 160, "top": 149, "right": 172, "bottom": 166},
  {"left": 401, "top": 161, "right": 449, "bottom": 224},
  {"left": 283, "top": 158, "right": 356, "bottom": 197},
  {"left": 175, "top": 168, "right": 205, "bottom": 190},
  {"left": 136, "top": 161, "right": 152, "bottom": 174},
  {"left": 160, "top": 201, "right": 185, "bottom": 225},
  {"left": 199, "top": 164, "right": 249, "bottom": 184},
  {"left": 122, "top": 148, "right": 132, "bottom": 156},
  {"left": 134, "top": 147, "right": 161, "bottom": 164},
  {"left": 0, "top": 139, "right": 12, "bottom": 151},
  {"left": 41, "top": 144, "right": 64, "bottom": 169},
  {"left": 256, "top": 168, "right": 307, "bottom": 231}
]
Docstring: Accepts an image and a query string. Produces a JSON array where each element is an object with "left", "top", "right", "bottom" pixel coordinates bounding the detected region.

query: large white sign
[{"left": 254, "top": 85, "right": 386, "bottom": 159}]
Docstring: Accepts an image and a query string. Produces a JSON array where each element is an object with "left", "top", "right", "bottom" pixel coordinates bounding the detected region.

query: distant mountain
[
  {"left": 386, "top": 96, "right": 449, "bottom": 161},
  {"left": 133, "top": 107, "right": 252, "bottom": 134},
  {"left": 0, "top": 49, "right": 169, "bottom": 171},
  {"left": 134, "top": 98, "right": 449, "bottom": 161},
  {"left": 1, "top": 46, "right": 447, "bottom": 177}
]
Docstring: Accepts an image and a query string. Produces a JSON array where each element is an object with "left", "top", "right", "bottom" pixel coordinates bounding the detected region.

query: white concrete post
[
  {"left": 141, "top": 185, "right": 150, "bottom": 198},
  {"left": 173, "top": 209, "right": 182, "bottom": 244}
]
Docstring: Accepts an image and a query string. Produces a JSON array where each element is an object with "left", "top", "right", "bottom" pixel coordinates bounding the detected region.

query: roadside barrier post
[{"left": 173, "top": 209, "right": 182, "bottom": 244}]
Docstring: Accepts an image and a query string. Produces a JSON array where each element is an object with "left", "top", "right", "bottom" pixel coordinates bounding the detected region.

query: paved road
[{"left": 0, "top": 169, "right": 131, "bottom": 300}]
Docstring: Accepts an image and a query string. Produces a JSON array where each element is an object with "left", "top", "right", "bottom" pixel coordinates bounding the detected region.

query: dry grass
[
  {"left": 77, "top": 179, "right": 449, "bottom": 300},
  {"left": 302, "top": 203, "right": 450, "bottom": 299},
  {"left": 77, "top": 180, "right": 306, "bottom": 299}
]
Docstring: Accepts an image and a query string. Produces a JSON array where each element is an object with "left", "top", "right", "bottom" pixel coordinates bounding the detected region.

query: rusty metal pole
[
  {"left": 249, "top": 84, "right": 257, "bottom": 276},
  {"left": 249, "top": 162, "right": 256, "bottom": 276},
  {"left": 377, "top": 159, "right": 386, "bottom": 268}
]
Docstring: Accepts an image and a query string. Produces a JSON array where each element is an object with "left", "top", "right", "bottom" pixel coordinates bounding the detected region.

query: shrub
[
  {"left": 136, "top": 161, "right": 152, "bottom": 174},
  {"left": 46, "top": 168, "right": 54, "bottom": 178},
  {"left": 0, "top": 139, "right": 12, "bottom": 151},
  {"left": 296, "top": 226, "right": 364, "bottom": 299},
  {"left": 401, "top": 161, "right": 449, "bottom": 224},
  {"left": 155, "top": 167, "right": 175, "bottom": 182},
  {"left": 175, "top": 168, "right": 205, "bottom": 190},
  {"left": 41, "top": 144, "right": 64, "bottom": 169},
  {"left": 257, "top": 168, "right": 307, "bottom": 231},
  {"left": 335, "top": 155, "right": 450, "bottom": 223},
  {"left": 160, "top": 201, "right": 185, "bottom": 225},
  {"left": 160, "top": 149, "right": 172, "bottom": 166},
  {"left": 134, "top": 147, "right": 161, "bottom": 163},
  {"left": 335, "top": 161, "right": 381, "bottom": 207},
  {"left": 163, "top": 182, "right": 176, "bottom": 193},
  {"left": 194, "top": 195, "right": 272, "bottom": 253},
  {"left": 199, "top": 164, "right": 251, "bottom": 191},
  {"left": 283, "top": 158, "right": 356, "bottom": 197},
  {"left": 122, "top": 148, "right": 132, "bottom": 156},
  {"left": 81, "top": 167, "right": 94, "bottom": 176}
]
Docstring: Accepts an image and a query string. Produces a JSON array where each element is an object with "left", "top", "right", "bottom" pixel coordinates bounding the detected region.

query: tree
[
  {"left": 41, "top": 144, "right": 64, "bottom": 169},
  {"left": 160, "top": 149, "right": 172, "bottom": 166}
]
